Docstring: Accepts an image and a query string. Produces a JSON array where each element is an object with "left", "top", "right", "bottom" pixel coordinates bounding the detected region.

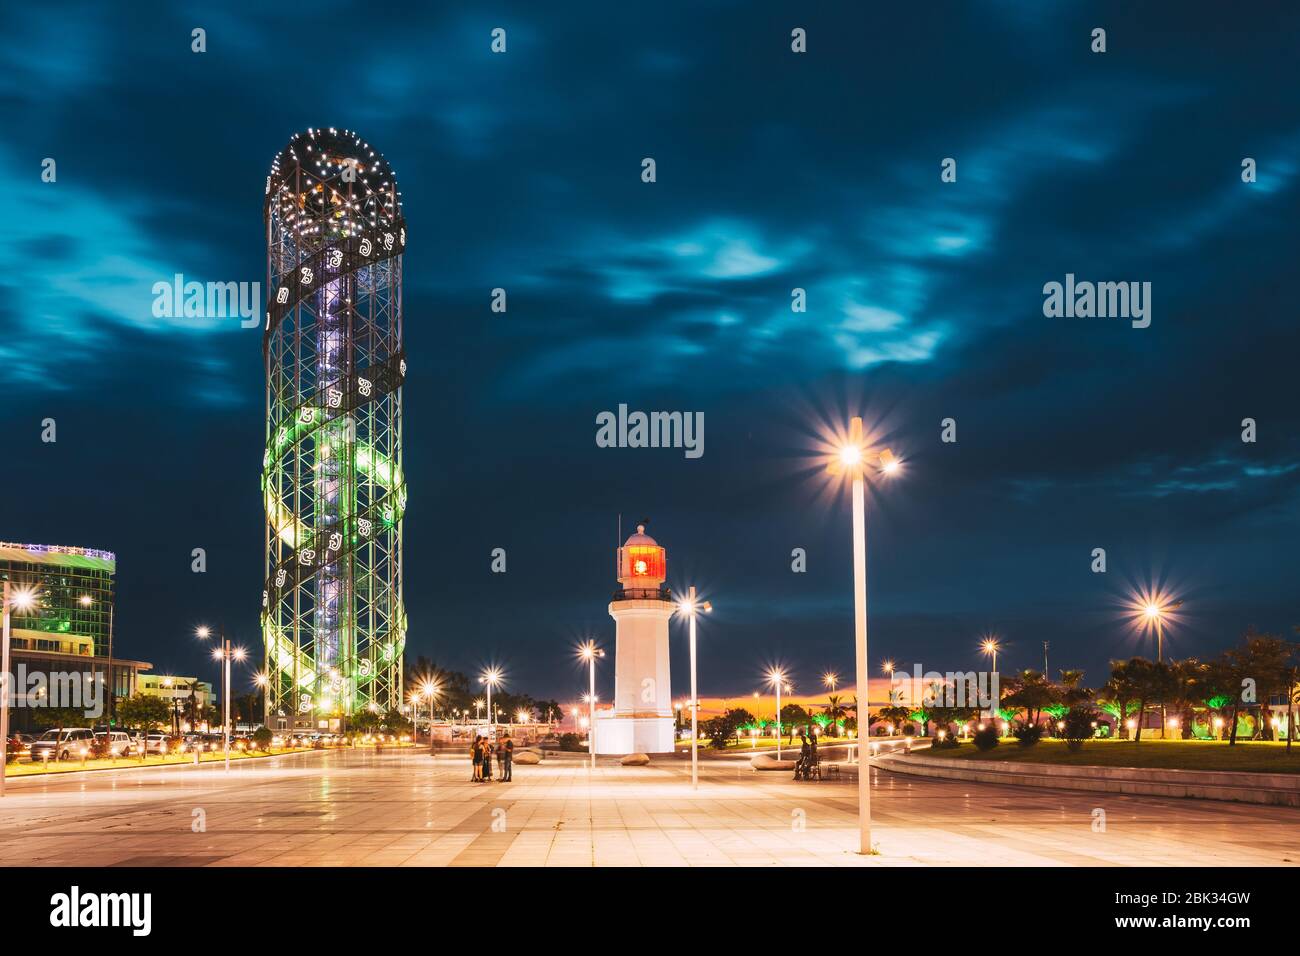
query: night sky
[{"left": 4, "top": 1, "right": 1298, "bottom": 704}]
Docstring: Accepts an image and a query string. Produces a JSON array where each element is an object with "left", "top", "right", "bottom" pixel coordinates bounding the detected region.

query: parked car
[
  {"left": 29, "top": 728, "right": 95, "bottom": 762},
  {"left": 93, "top": 731, "right": 135, "bottom": 757},
  {"left": 5, "top": 733, "right": 33, "bottom": 762},
  {"left": 143, "top": 733, "right": 171, "bottom": 755}
]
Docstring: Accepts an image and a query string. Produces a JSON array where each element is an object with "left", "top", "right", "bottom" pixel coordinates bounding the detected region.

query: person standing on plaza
[
  {"left": 499, "top": 734, "right": 513, "bottom": 782},
  {"left": 482, "top": 737, "right": 494, "bottom": 781},
  {"left": 471, "top": 735, "right": 483, "bottom": 782}
]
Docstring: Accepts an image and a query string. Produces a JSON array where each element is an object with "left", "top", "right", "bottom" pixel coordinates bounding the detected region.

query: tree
[
  {"left": 117, "top": 694, "right": 170, "bottom": 734},
  {"left": 116, "top": 695, "right": 171, "bottom": 760},
  {"left": 928, "top": 706, "right": 980, "bottom": 738},
  {"left": 43, "top": 707, "right": 92, "bottom": 740},
  {"left": 1122, "top": 658, "right": 1173, "bottom": 743},
  {"left": 1167, "top": 658, "right": 1207, "bottom": 739},
  {"left": 874, "top": 705, "right": 911, "bottom": 735},
  {"left": 1223, "top": 631, "right": 1293, "bottom": 744},
  {"left": 779, "top": 703, "right": 810, "bottom": 742},
  {"left": 1061, "top": 705, "right": 1101, "bottom": 752},
  {"left": 1001, "top": 670, "right": 1055, "bottom": 728},
  {"left": 1099, "top": 661, "right": 1142, "bottom": 738}
]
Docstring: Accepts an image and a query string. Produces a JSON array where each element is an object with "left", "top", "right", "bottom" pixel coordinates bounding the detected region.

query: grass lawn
[
  {"left": 679, "top": 736, "right": 870, "bottom": 753},
  {"left": 912, "top": 737, "right": 1300, "bottom": 774}
]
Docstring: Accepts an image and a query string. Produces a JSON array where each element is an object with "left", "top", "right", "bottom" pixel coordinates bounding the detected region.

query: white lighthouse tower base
[
  {"left": 594, "top": 523, "right": 678, "bottom": 756},
  {"left": 594, "top": 713, "right": 674, "bottom": 755}
]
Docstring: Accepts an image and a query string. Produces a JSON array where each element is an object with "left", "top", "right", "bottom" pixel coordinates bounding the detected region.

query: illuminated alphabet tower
[
  {"left": 596, "top": 523, "right": 676, "bottom": 754},
  {"left": 262, "top": 128, "right": 408, "bottom": 729}
]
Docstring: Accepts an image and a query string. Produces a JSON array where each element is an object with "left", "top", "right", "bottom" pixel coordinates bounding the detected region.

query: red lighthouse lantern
[{"left": 615, "top": 524, "right": 667, "bottom": 598}]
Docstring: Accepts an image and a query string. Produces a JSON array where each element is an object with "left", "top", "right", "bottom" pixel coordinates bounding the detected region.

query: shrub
[
  {"left": 1013, "top": 723, "right": 1044, "bottom": 747},
  {"left": 559, "top": 732, "right": 584, "bottom": 752},
  {"left": 902, "top": 723, "right": 916, "bottom": 736},
  {"left": 252, "top": 726, "right": 274, "bottom": 751},
  {"left": 930, "top": 732, "right": 960, "bottom": 750},
  {"left": 1061, "top": 706, "right": 1101, "bottom": 752},
  {"left": 972, "top": 726, "right": 1000, "bottom": 751}
]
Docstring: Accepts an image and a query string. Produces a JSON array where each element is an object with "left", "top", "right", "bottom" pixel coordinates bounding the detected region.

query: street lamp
[
  {"left": 1, "top": 583, "right": 38, "bottom": 797},
  {"left": 208, "top": 641, "right": 246, "bottom": 771},
  {"left": 827, "top": 414, "right": 900, "bottom": 855},
  {"left": 676, "top": 588, "right": 712, "bottom": 789},
  {"left": 980, "top": 637, "right": 1000, "bottom": 674},
  {"left": 419, "top": 680, "right": 440, "bottom": 754},
  {"left": 980, "top": 637, "right": 1001, "bottom": 718},
  {"left": 578, "top": 641, "right": 604, "bottom": 770},
  {"left": 766, "top": 668, "right": 787, "bottom": 759},
  {"left": 1140, "top": 594, "right": 1182, "bottom": 737},
  {"left": 823, "top": 671, "right": 840, "bottom": 736},
  {"left": 480, "top": 668, "right": 503, "bottom": 739}
]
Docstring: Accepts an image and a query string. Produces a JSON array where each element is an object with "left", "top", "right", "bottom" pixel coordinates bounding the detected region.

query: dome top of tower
[
  {"left": 623, "top": 523, "right": 658, "bottom": 547},
  {"left": 266, "top": 127, "right": 402, "bottom": 237}
]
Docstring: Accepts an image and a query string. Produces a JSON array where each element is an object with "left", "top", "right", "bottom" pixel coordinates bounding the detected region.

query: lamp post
[
  {"left": 823, "top": 671, "right": 839, "bottom": 736},
  {"left": 827, "top": 415, "right": 900, "bottom": 855},
  {"left": 980, "top": 637, "right": 1001, "bottom": 718},
  {"left": 209, "top": 640, "right": 246, "bottom": 772},
  {"left": 766, "top": 668, "right": 786, "bottom": 759},
  {"left": 1142, "top": 596, "right": 1182, "bottom": 738},
  {"left": 579, "top": 642, "right": 603, "bottom": 770},
  {"left": 481, "top": 668, "right": 502, "bottom": 740},
  {"left": 1, "top": 582, "right": 38, "bottom": 797},
  {"left": 677, "top": 588, "right": 712, "bottom": 789},
  {"left": 421, "top": 680, "right": 439, "bottom": 755}
]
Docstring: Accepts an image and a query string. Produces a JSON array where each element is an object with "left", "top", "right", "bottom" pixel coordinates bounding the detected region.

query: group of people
[
  {"left": 794, "top": 732, "right": 819, "bottom": 780},
  {"left": 471, "top": 734, "right": 513, "bottom": 782}
]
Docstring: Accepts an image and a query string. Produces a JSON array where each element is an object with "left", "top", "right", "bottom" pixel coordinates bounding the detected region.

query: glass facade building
[{"left": 0, "top": 541, "right": 115, "bottom": 656}]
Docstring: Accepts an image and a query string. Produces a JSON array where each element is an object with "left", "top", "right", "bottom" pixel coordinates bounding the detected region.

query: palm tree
[
  {"left": 1224, "top": 631, "right": 1293, "bottom": 743},
  {"left": 1124, "top": 658, "right": 1174, "bottom": 743},
  {"left": 1001, "top": 670, "right": 1055, "bottom": 728},
  {"left": 1099, "top": 660, "right": 1141, "bottom": 738},
  {"left": 824, "top": 695, "right": 845, "bottom": 735},
  {"left": 1167, "top": 658, "right": 1207, "bottom": 739}
]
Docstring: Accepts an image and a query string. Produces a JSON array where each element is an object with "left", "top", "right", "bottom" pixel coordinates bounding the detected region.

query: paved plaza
[{"left": 0, "top": 747, "right": 1297, "bottom": 866}]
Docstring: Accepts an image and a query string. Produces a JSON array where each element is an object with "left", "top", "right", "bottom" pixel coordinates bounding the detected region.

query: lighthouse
[{"left": 595, "top": 522, "right": 676, "bottom": 754}]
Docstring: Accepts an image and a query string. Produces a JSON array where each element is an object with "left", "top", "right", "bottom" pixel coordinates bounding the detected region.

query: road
[{"left": 0, "top": 747, "right": 1296, "bottom": 866}]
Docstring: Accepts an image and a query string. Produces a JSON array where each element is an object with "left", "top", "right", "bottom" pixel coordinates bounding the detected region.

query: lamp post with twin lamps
[
  {"left": 578, "top": 642, "right": 604, "bottom": 770},
  {"left": 198, "top": 626, "right": 246, "bottom": 771},
  {"left": 827, "top": 415, "right": 901, "bottom": 855},
  {"left": 1, "top": 582, "right": 39, "bottom": 798},
  {"left": 676, "top": 588, "right": 712, "bottom": 789}
]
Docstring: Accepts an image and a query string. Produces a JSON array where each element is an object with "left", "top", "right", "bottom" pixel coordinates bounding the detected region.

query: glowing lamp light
[{"left": 6, "top": 582, "right": 39, "bottom": 611}]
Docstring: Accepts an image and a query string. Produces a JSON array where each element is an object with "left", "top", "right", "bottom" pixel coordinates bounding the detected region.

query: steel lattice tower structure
[{"left": 262, "top": 128, "right": 407, "bottom": 729}]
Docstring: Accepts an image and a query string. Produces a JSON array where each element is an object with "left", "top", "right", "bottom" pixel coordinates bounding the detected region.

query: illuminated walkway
[{"left": 0, "top": 747, "right": 1297, "bottom": 866}]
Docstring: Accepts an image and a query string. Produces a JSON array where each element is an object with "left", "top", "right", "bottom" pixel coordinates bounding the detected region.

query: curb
[{"left": 877, "top": 751, "right": 1300, "bottom": 808}]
